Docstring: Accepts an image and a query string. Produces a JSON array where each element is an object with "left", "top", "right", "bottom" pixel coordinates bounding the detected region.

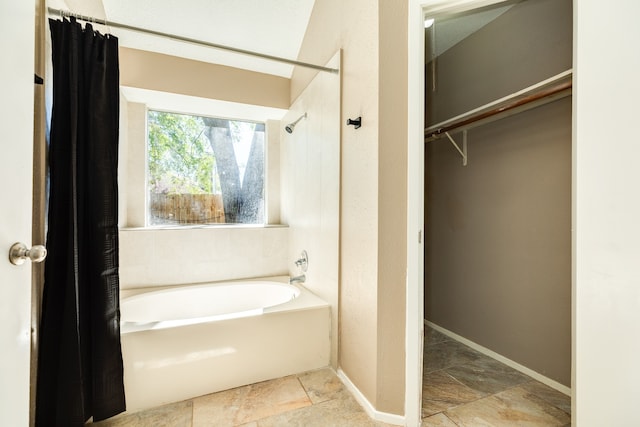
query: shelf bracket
[{"left": 444, "top": 131, "right": 468, "bottom": 166}]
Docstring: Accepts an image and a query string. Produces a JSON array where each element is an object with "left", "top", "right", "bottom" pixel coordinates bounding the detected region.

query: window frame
[{"left": 144, "top": 108, "right": 268, "bottom": 228}]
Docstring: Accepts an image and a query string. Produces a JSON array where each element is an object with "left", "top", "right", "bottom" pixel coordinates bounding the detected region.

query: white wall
[
  {"left": 266, "top": 120, "right": 282, "bottom": 224},
  {"left": 573, "top": 0, "right": 640, "bottom": 424},
  {"left": 281, "top": 53, "right": 341, "bottom": 367},
  {"left": 119, "top": 226, "right": 288, "bottom": 288},
  {"left": 123, "top": 102, "right": 147, "bottom": 228}
]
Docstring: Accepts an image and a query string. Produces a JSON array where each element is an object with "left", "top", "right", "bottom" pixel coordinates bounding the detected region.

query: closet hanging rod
[
  {"left": 46, "top": 7, "right": 340, "bottom": 74},
  {"left": 425, "top": 70, "right": 572, "bottom": 142}
]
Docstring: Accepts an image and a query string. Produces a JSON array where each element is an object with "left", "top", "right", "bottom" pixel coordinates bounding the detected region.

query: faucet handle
[{"left": 294, "top": 250, "right": 308, "bottom": 272}]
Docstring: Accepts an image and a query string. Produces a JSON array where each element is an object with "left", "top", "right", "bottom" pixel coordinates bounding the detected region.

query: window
[{"left": 147, "top": 110, "right": 265, "bottom": 226}]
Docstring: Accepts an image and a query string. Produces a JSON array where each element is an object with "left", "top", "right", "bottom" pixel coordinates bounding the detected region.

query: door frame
[{"left": 405, "top": 1, "right": 551, "bottom": 425}]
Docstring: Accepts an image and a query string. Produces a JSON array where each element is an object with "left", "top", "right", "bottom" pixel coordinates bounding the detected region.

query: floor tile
[
  {"left": 520, "top": 381, "right": 571, "bottom": 415},
  {"left": 91, "top": 400, "right": 193, "bottom": 427},
  {"left": 192, "top": 383, "right": 249, "bottom": 427},
  {"left": 424, "top": 340, "right": 483, "bottom": 373},
  {"left": 422, "top": 370, "right": 486, "bottom": 418},
  {"left": 235, "top": 376, "right": 312, "bottom": 424},
  {"left": 425, "top": 327, "right": 450, "bottom": 346},
  {"left": 422, "top": 412, "right": 459, "bottom": 426},
  {"left": 444, "top": 355, "right": 531, "bottom": 395},
  {"left": 445, "top": 385, "right": 570, "bottom": 426},
  {"left": 193, "top": 375, "right": 311, "bottom": 426},
  {"left": 297, "top": 368, "right": 347, "bottom": 404},
  {"left": 256, "top": 392, "right": 390, "bottom": 427}
]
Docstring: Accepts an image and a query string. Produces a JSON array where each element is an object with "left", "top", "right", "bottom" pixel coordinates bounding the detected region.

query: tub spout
[{"left": 289, "top": 274, "right": 306, "bottom": 284}]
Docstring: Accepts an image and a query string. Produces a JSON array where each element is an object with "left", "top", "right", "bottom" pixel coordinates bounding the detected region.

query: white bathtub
[{"left": 119, "top": 277, "right": 330, "bottom": 412}]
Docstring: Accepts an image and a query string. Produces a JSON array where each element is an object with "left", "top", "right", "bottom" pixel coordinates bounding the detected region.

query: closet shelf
[{"left": 424, "top": 69, "right": 573, "bottom": 143}]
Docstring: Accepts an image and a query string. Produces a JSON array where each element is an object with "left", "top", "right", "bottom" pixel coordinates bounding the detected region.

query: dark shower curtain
[{"left": 36, "top": 18, "right": 125, "bottom": 425}]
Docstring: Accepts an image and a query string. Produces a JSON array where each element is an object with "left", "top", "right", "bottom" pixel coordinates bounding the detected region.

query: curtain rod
[
  {"left": 425, "top": 74, "right": 572, "bottom": 141},
  {"left": 47, "top": 7, "right": 339, "bottom": 75}
]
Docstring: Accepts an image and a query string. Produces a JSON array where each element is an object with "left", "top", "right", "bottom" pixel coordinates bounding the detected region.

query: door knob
[{"left": 9, "top": 242, "right": 47, "bottom": 265}]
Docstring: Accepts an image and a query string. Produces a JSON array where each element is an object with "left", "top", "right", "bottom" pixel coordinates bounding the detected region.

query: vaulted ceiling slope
[
  {"left": 49, "top": 0, "right": 316, "bottom": 78},
  {"left": 428, "top": 3, "right": 514, "bottom": 58}
]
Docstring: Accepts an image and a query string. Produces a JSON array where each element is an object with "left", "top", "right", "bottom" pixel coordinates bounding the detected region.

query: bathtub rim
[
  {"left": 119, "top": 275, "right": 328, "bottom": 334},
  {"left": 121, "top": 280, "right": 301, "bottom": 322},
  {"left": 120, "top": 275, "right": 295, "bottom": 299}
]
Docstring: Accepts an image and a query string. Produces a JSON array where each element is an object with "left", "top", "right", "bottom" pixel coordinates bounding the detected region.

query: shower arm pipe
[
  {"left": 46, "top": 7, "right": 340, "bottom": 74},
  {"left": 425, "top": 70, "right": 572, "bottom": 142},
  {"left": 290, "top": 112, "right": 307, "bottom": 126}
]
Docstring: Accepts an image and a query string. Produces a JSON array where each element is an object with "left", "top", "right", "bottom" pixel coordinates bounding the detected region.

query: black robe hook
[{"left": 347, "top": 117, "right": 361, "bottom": 129}]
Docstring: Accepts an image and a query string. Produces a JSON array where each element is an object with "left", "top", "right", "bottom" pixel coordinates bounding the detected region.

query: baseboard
[
  {"left": 425, "top": 320, "right": 571, "bottom": 396},
  {"left": 336, "top": 368, "right": 405, "bottom": 426}
]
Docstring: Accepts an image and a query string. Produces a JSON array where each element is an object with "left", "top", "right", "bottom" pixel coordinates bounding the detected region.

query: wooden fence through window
[{"left": 149, "top": 193, "right": 225, "bottom": 224}]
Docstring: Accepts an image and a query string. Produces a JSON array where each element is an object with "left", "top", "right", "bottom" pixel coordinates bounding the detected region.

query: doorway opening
[{"left": 421, "top": 0, "right": 572, "bottom": 423}]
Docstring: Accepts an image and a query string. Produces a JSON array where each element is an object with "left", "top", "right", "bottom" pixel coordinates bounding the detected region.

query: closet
[{"left": 424, "top": 0, "right": 572, "bottom": 388}]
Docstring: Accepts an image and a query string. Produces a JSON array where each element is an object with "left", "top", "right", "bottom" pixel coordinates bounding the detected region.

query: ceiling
[
  {"left": 428, "top": 3, "right": 514, "bottom": 58},
  {"left": 50, "top": 0, "right": 317, "bottom": 78}
]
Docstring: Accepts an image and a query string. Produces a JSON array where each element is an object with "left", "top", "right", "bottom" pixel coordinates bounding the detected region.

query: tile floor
[
  {"left": 90, "top": 368, "right": 393, "bottom": 427},
  {"left": 90, "top": 328, "right": 571, "bottom": 426},
  {"left": 422, "top": 326, "right": 571, "bottom": 426}
]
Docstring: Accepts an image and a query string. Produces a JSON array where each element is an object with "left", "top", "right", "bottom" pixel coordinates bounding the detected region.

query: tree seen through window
[{"left": 148, "top": 110, "right": 265, "bottom": 225}]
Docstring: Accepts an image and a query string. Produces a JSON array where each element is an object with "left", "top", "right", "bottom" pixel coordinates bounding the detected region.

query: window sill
[{"left": 119, "top": 224, "right": 288, "bottom": 231}]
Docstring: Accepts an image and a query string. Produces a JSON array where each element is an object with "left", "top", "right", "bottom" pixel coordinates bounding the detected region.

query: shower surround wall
[
  {"left": 119, "top": 226, "right": 288, "bottom": 288},
  {"left": 281, "top": 53, "right": 341, "bottom": 368}
]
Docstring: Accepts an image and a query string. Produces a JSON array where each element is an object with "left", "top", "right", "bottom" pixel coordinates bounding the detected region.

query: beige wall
[
  {"left": 292, "top": 0, "right": 409, "bottom": 416},
  {"left": 426, "top": 98, "right": 572, "bottom": 386},
  {"left": 337, "top": 0, "right": 381, "bottom": 411},
  {"left": 424, "top": 0, "right": 572, "bottom": 387},
  {"left": 119, "top": 47, "right": 290, "bottom": 110},
  {"left": 376, "top": 0, "right": 408, "bottom": 413},
  {"left": 290, "top": 3, "right": 341, "bottom": 103}
]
